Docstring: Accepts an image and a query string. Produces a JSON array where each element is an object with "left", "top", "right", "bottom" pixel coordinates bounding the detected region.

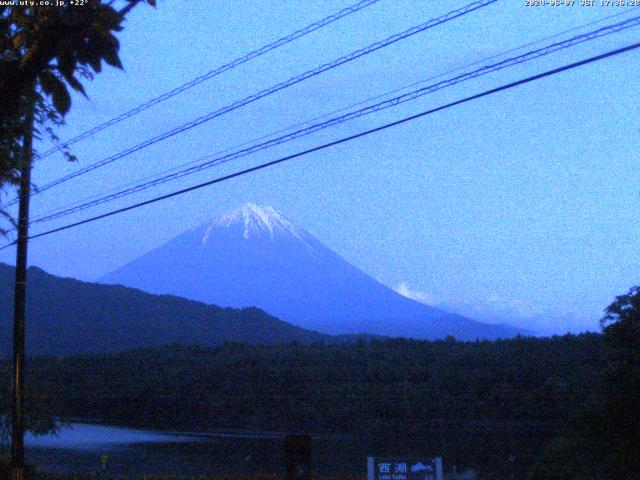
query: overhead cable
[
  {"left": 1, "top": 40, "right": 635, "bottom": 250},
  {"left": 29, "top": 13, "right": 640, "bottom": 225},
  {"left": 0, "top": 0, "right": 496, "bottom": 210}
]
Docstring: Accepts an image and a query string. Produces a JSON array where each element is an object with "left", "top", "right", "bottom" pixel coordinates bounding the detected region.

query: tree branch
[{"left": 117, "top": 0, "right": 144, "bottom": 19}]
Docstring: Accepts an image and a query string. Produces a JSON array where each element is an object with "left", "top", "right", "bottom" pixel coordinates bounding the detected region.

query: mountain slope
[
  {"left": 101, "top": 203, "right": 521, "bottom": 340},
  {"left": 0, "top": 263, "right": 332, "bottom": 356}
]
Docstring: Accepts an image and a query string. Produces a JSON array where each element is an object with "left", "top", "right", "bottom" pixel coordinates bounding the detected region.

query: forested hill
[
  {"left": 0, "top": 263, "right": 332, "bottom": 356},
  {"left": 10, "top": 333, "right": 605, "bottom": 478}
]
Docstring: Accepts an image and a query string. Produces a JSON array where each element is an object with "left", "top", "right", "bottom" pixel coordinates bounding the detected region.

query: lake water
[
  {"left": 22, "top": 423, "right": 363, "bottom": 477},
  {"left": 26, "top": 423, "right": 197, "bottom": 449}
]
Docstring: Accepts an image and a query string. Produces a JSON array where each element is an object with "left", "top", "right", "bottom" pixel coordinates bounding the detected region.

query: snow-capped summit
[
  {"left": 209, "top": 203, "right": 305, "bottom": 241},
  {"left": 100, "top": 203, "right": 522, "bottom": 340}
]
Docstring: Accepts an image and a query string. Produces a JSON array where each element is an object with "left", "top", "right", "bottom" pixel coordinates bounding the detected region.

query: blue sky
[{"left": 2, "top": 0, "right": 639, "bottom": 334}]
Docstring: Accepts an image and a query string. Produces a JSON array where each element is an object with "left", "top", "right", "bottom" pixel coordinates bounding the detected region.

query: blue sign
[{"left": 367, "top": 457, "right": 443, "bottom": 480}]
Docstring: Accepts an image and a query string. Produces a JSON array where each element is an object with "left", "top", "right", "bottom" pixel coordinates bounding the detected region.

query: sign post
[
  {"left": 367, "top": 456, "right": 443, "bottom": 480},
  {"left": 285, "top": 434, "right": 311, "bottom": 480}
]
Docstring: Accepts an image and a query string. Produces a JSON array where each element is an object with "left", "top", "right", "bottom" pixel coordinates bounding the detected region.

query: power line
[
  {"left": 35, "top": 0, "right": 384, "bottom": 160},
  {"left": 28, "top": 13, "right": 640, "bottom": 225},
  {"left": 28, "top": 6, "right": 638, "bottom": 225},
  {"left": 1, "top": 40, "right": 636, "bottom": 250},
  {"left": 0, "top": 0, "right": 496, "bottom": 210},
  {"left": 343, "top": 5, "right": 640, "bottom": 118}
]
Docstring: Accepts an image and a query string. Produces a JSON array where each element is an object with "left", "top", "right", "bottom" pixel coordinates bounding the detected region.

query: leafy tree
[
  {"left": 532, "top": 286, "right": 640, "bottom": 480},
  {"left": 0, "top": 0, "right": 156, "bottom": 222},
  {"left": 0, "top": 0, "right": 158, "bottom": 448},
  {"left": 0, "top": 360, "right": 63, "bottom": 457},
  {"left": 598, "top": 285, "right": 640, "bottom": 478}
]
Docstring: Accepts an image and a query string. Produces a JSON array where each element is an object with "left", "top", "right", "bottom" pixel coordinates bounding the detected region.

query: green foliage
[
  {"left": 1, "top": 0, "right": 156, "bottom": 112},
  {"left": 0, "top": 0, "right": 156, "bottom": 219},
  {"left": 0, "top": 334, "right": 606, "bottom": 478},
  {"left": 0, "top": 359, "right": 63, "bottom": 453},
  {"left": 530, "top": 436, "right": 598, "bottom": 480},
  {"left": 533, "top": 286, "right": 640, "bottom": 480},
  {"left": 598, "top": 286, "right": 640, "bottom": 478},
  {"left": 0, "top": 469, "right": 357, "bottom": 480}
]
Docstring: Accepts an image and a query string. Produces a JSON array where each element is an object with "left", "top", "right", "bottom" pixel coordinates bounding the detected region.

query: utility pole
[{"left": 11, "top": 97, "right": 34, "bottom": 480}]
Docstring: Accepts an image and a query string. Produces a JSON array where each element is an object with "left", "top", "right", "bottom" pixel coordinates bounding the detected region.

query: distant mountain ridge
[
  {"left": 0, "top": 263, "right": 336, "bottom": 356},
  {"left": 101, "top": 203, "right": 522, "bottom": 340}
]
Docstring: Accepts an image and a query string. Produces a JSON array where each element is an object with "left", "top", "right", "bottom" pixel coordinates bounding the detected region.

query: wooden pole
[{"left": 11, "top": 98, "right": 34, "bottom": 480}]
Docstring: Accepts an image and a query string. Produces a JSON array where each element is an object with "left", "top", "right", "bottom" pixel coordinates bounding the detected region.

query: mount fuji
[{"left": 100, "top": 203, "right": 521, "bottom": 340}]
